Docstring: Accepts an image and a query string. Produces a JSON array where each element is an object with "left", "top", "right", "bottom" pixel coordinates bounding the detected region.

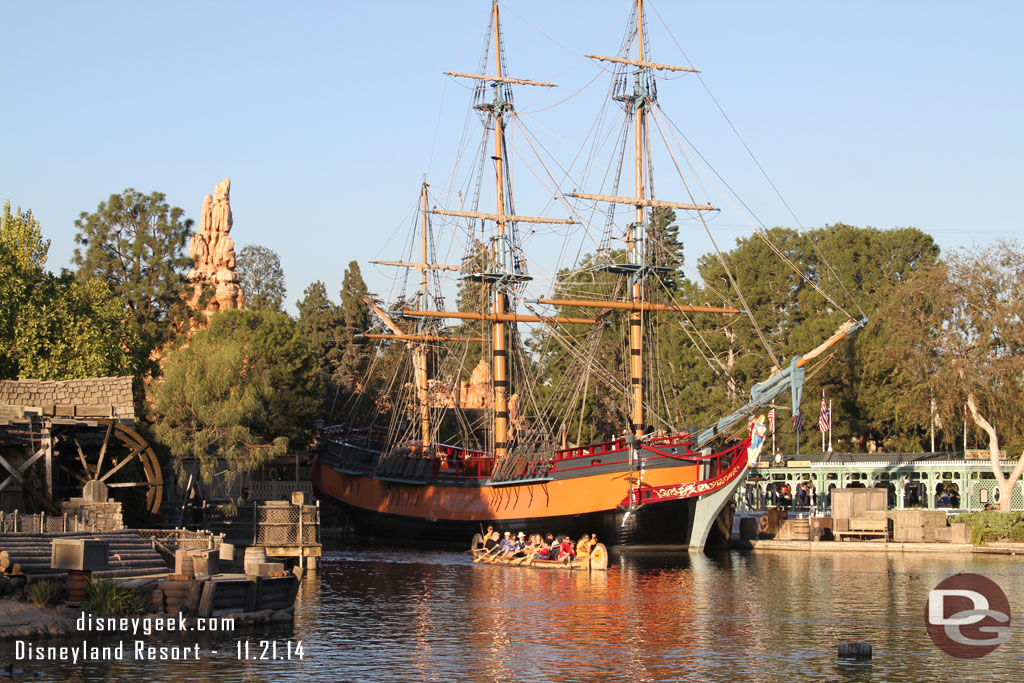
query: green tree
[
  {"left": 337, "top": 261, "right": 371, "bottom": 386},
  {"left": 532, "top": 223, "right": 939, "bottom": 450},
  {"left": 881, "top": 242, "right": 1024, "bottom": 508},
  {"left": 237, "top": 244, "right": 286, "bottom": 312},
  {"left": 151, "top": 308, "right": 317, "bottom": 484},
  {"left": 692, "top": 224, "right": 939, "bottom": 453},
  {"left": 1, "top": 201, "right": 49, "bottom": 271},
  {"left": 646, "top": 207, "right": 684, "bottom": 289},
  {"left": 0, "top": 203, "right": 49, "bottom": 376},
  {"left": 15, "top": 275, "right": 141, "bottom": 380},
  {"left": 1, "top": 201, "right": 141, "bottom": 381},
  {"left": 297, "top": 281, "right": 343, "bottom": 415},
  {"left": 297, "top": 281, "right": 342, "bottom": 376},
  {"left": 73, "top": 189, "right": 192, "bottom": 376}
]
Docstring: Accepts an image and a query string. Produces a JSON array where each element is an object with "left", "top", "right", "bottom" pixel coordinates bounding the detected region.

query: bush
[
  {"left": 27, "top": 580, "right": 64, "bottom": 608},
  {"left": 954, "top": 511, "right": 1024, "bottom": 545},
  {"left": 82, "top": 577, "right": 144, "bottom": 616}
]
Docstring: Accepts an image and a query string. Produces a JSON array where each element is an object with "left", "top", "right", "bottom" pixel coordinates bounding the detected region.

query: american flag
[
  {"left": 768, "top": 406, "right": 776, "bottom": 435},
  {"left": 818, "top": 396, "right": 830, "bottom": 433},
  {"left": 793, "top": 412, "right": 802, "bottom": 432}
]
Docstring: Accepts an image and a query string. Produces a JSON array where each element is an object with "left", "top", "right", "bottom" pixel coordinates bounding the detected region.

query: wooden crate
[
  {"left": 894, "top": 525, "right": 924, "bottom": 542},
  {"left": 894, "top": 510, "right": 947, "bottom": 543},
  {"left": 831, "top": 488, "right": 888, "bottom": 519},
  {"left": 950, "top": 523, "right": 971, "bottom": 544},
  {"left": 810, "top": 517, "right": 833, "bottom": 541},
  {"left": 835, "top": 517, "right": 889, "bottom": 541},
  {"left": 777, "top": 519, "right": 810, "bottom": 541}
]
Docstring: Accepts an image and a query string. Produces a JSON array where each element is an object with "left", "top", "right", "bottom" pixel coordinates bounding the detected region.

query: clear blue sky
[{"left": 4, "top": 1, "right": 1022, "bottom": 312}]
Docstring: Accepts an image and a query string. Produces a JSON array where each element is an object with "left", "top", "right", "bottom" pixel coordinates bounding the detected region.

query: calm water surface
[{"left": 2, "top": 545, "right": 1022, "bottom": 681}]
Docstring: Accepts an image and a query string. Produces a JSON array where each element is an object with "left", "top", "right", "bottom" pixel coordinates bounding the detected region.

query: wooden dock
[{"left": 728, "top": 538, "right": 1024, "bottom": 555}]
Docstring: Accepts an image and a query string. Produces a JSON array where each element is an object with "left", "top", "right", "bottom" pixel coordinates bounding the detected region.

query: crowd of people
[{"left": 475, "top": 526, "right": 599, "bottom": 563}]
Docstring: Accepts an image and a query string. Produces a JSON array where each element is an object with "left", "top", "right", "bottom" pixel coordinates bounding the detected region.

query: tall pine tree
[
  {"left": 73, "top": 189, "right": 192, "bottom": 377},
  {"left": 337, "top": 261, "right": 371, "bottom": 387}
]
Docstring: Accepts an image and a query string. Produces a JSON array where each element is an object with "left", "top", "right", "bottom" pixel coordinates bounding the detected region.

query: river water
[{"left": 2, "top": 545, "right": 1022, "bottom": 681}]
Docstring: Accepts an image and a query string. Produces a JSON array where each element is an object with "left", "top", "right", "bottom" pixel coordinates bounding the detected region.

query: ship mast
[
  {"left": 366, "top": 182, "right": 482, "bottom": 452},
  {"left": 403, "top": 0, "right": 585, "bottom": 461},
  {"left": 490, "top": 0, "right": 512, "bottom": 461},
  {"left": 552, "top": 0, "right": 729, "bottom": 440},
  {"left": 414, "top": 182, "right": 431, "bottom": 449},
  {"left": 629, "top": 0, "right": 647, "bottom": 439}
]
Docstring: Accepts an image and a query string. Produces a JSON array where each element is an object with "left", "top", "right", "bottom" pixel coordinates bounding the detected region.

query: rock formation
[
  {"left": 187, "top": 177, "right": 245, "bottom": 317},
  {"left": 458, "top": 359, "right": 524, "bottom": 430},
  {"left": 460, "top": 359, "right": 492, "bottom": 410}
]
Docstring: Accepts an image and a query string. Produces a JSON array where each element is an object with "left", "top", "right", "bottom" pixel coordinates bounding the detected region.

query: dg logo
[{"left": 926, "top": 573, "right": 1011, "bottom": 658}]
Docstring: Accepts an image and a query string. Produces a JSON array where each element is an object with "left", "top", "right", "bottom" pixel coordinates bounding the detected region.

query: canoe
[{"left": 469, "top": 536, "right": 608, "bottom": 571}]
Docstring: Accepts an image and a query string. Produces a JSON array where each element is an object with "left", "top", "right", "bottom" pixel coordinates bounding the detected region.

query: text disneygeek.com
[{"left": 13, "top": 612, "right": 304, "bottom": 662}]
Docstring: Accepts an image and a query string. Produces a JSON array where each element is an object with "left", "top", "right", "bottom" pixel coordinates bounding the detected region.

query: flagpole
[
  {"left": 821, "top": 390, "right": 826, "bottom": 453},
  {"left": 771, "top": 403, "right": 776, "bottom": 458},
  {"left": 963, "top": 403, "right": 968, "bottom": 453},
  {"left": 828, "top": 399, "right": 832, "bottom": 452},
  {"left": 930, "top": 397, "right": 935, "bottom": 453}
]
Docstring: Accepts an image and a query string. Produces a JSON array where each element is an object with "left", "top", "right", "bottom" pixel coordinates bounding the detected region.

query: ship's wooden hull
[
  {"left": 312, "top": 430, "right": 749, "bottom": 547},
  {"left": 313, "top": 455, "right": 701, "bottom": 546}
]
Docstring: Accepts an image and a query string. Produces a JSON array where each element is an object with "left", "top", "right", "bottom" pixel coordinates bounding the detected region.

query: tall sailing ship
[{"left": 312, "top": 0, "right": 865, "bottom": 546}]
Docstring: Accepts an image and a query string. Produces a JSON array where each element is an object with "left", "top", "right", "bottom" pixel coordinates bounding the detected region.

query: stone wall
[
  {"left": 59, "top": 500, "right": 124, "bottom": 532},
  {"left": 0, "top": 377, "right": 134, "bottom": 421}
]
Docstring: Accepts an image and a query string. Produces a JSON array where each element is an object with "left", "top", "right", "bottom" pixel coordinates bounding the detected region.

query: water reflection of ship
[{"left": 313, "top": 0, "right": 865, "bottom": 548}]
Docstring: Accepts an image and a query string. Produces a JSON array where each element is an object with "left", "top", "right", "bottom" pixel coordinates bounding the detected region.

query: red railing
[
  {"left": 620, "top": 438, "right": 751, "bottom": 508},
  {"left": 326, "top": 427, "right": 748, "bottom": 489},
  {"left": 553, "top": 437, "right": 629, "bottom": 461}
]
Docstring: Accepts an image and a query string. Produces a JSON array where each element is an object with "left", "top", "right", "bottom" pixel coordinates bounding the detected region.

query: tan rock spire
[{"left": 188, "top": 177, "right": 245, "bottom": 317}]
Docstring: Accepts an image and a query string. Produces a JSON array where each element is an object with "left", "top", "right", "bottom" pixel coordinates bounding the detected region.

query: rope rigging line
[
  {"left": 645, "top": 109, "right": 781, "bottom": 369},
  {"left": 647, "top": 1, "right": 867, "bottom": 321},
  {"left": 648, "top": 269, "right": 742, "bottom": 390},
  {"left": 653, "top": 106, "right": 855, "bottom": 320}
]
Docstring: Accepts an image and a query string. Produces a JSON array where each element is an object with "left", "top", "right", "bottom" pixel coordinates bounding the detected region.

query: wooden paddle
[
  {"left": 509, "top": 548, "right": 539, "bottom": 566},
  {"left": 484, "top": 549, "right": 511, "bottom": 563},
  {"left": 473, "top": 545, "right": 501, "bottom": 562}
]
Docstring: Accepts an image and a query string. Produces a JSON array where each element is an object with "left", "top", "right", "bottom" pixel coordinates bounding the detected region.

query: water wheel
[{"left": 55, "top": 419, "right": 164, "bottom": 519}]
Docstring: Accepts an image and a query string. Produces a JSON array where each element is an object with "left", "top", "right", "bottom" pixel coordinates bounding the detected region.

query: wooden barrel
[
  {"left": 588, "top": 543, "right": 609, "bottom": 571},
  {"left": 739, "top": 517, "right": 758, "bottom": 540},
  {"left": 66, "top": 569, "right": 91, "bottom": 606},
  {"left": 243, "top": 546, "right": 267, "bottom": 576}
]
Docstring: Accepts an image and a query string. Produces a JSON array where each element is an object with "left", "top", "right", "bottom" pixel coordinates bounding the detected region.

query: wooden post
[
  {"left": 297, "top": 503, "right": 304, "bottom": 570},
  {"left": 198, "top": 580, "right": 217, "bottom": 618},
  {"left": 43, "top": 426, "right": 53, "bottom": 505},
  {"left": 245, "top": 579, "right": 258, "bottom": 613},
  {"left": 184, "top": 579, "right": 202, "bottom": 616}
]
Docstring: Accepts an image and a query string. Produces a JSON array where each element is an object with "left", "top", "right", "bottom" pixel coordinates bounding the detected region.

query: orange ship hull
[{"left": 312, "top": 434, "right": 748, "bottom": 546}]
